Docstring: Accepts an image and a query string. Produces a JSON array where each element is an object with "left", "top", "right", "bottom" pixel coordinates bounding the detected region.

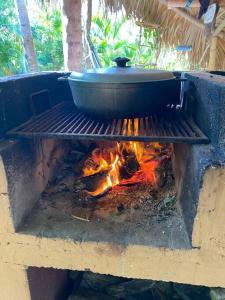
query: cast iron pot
[{"left": 59, "top": 57, "right": 183, "bottom": 119}]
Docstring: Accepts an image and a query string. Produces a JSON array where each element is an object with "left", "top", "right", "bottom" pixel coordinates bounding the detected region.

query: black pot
[{"left": 59, "top": 57, "right": 183, "bottom": 119}]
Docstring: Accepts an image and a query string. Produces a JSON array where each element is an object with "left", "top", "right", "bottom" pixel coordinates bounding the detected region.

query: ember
[{"left": 82, "top": 142, "right": 172, "bottom": 196}]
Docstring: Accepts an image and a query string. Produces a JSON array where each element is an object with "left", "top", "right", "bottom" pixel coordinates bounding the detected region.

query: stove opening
[{"left": 2, "top": 138, "right": 191, "bottom": 249}]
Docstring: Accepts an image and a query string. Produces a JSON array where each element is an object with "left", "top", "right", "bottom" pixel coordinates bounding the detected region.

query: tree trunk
[
  {"left": 208, "top": 36, "right": 218, "bottom": 70},
  {"left": 84, "top": 0, "right": 93, "bottom": 68},
  {"left": 61, "top": 0, "right": 83, "bottom": 71},
  {"left": 15, "top": 0, "right": 38, "bottom": 72}
]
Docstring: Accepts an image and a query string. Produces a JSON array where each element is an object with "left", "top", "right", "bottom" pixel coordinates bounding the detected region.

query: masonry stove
[{"left": 1, "top": 72, "right": 225, "bottom": 289}]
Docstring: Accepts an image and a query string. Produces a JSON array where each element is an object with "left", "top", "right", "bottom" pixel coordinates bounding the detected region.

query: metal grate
[{"left": 7, "top": 101, "right": 209, "bottom": 143}]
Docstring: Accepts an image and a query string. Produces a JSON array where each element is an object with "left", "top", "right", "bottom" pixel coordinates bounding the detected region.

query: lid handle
[{"left": 113, "top": 57, "right": 130, "bottom": 68}]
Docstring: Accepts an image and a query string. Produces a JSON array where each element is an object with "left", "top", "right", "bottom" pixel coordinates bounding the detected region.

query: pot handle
[
  {"left": 58, "top": 76, "right": 69, "bottom": 81},
  {"left": 113, "top": 57, "right": 130, "bottom": 68}
]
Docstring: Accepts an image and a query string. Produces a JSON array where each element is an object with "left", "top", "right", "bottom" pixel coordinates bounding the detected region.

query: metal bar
[
  {"left": 131, "top": 119, "right": 135, "bottom": 136},
  {"left": 72, "top": 116, "right": 88, "bottom": 133},
  {"left": 66, "top": 113, "right": 84, "bottom": 133},
  {"left": 84, "top": 119, "right": 96, "bottom": 134},
  {"left": 176, "top": 117, "right": 195, "bottom": 137},
  {"left": 104, "top": 122, "right": 112, "bottom": 135},
  {"left": 10, "top": 131, "right": 209, "bottom": 143},
  {"left": 110, "top": 120, "right": 117, "bottom": 135},
  {"left": 20, "top": 105, "right": 67, "bottom": 132},
  {"left": 47, "top": 111, "right": 78, "bottom": 133},
  {"left": 10, "top": 102, "right": 65, "bottom": 132},
  {"left": 97, "top": 122, "right": 105, "bottom": 135},
  {"left": 184, "top": 116, "right": 208, "bottom": 138},
  {"left": 91, "top": 121, "right": 100, "bottom": 135},
  {"left": 77, "top": 118, "right": 93, "bottom": 134},
  {"left": 7, "top": 101, "right": 209, "bottom": 144}
]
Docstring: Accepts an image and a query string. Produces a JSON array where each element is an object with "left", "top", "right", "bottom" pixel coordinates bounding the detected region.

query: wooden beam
[
  {"left": 167, "top": 0, "right": 225, "bottom": 7},
  {"left": 172, "top": 7, "right": 205, "bottom": 29},
  {"left": 213, "top": 16, "right": 225, "bottom": 36},
  {"left": 160, "top": 0, "right": 225, "bottom": 40},
  {"left": 159, "top": 0, "right": 204, "bottom": 28},
  {"left": 168, "top": 0, "right": 201, "bottom": 8},
  {"left": 208, "top": 36, "right": 218, "bottom": 70}
]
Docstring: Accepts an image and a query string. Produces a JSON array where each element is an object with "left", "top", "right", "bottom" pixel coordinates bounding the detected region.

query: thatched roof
[{"left": 101, "top": 0, "right": 225, "bottom": 69}]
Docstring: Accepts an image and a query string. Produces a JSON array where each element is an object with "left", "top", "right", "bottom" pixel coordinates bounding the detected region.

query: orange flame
[{"left": 82, "top": 141, "right": 172, "bottom": 196}]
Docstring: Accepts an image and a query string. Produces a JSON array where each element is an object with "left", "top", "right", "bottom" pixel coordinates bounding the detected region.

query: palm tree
[
  {"left": 15, "top": 0, "right": 38, "bottom": 72},
  {"left": 61, "top": 0, "right": 82, "bottom": 71}
]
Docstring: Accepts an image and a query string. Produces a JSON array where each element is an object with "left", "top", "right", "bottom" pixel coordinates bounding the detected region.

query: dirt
[
  {"left": 39, "top": 157, "right": 177, "bottom": 224},
  {"left": 21, "top": 151, "right": 190, "bottom": 249}
]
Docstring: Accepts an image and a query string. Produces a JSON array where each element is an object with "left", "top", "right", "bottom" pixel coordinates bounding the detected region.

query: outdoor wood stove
[{"left": 1, "top": 71, "right": 225, "bottom": 297}]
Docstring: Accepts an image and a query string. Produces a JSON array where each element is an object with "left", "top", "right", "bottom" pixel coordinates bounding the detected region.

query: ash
[
  {"left": 21, "top": 142, "right": 189, "bottom": 249},
  {"left": 39, "top": 156, "right": 177, "bottom": 226}
]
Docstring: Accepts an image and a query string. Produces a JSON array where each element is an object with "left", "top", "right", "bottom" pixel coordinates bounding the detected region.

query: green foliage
[
  {"left": 32, "top": 9, "right": 64, "bottom": 71},
  {"left": 0, "top": 0, "right": 25, "bottom": 76},
  {"left": 0, "top": 1, "right": 64, "bottom": 76},
  {"left": 90, "top": 15, "right": 157, "bottom": 68},
  {"left": 0, "top": 3, "right": 190, "bottom": 76}
]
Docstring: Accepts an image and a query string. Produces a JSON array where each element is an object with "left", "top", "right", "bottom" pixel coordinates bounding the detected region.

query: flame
[{"left": 82, "top": 141, "right": 172, "bottom": 196}]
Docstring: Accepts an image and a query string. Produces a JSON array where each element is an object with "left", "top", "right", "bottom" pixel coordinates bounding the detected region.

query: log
[
  {"left": 80, "top": 170, "right": 110, "bottom": 193},
  {"left": 213, "top": 16, "right": 225, "bottom": 36}
]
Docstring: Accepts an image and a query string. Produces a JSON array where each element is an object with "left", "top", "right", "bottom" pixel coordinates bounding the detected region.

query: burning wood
[{"left": 82, "top": 142, "right": 172, "bottom": 197}]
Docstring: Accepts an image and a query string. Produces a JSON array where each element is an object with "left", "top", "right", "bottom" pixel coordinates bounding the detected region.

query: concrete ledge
[{"left": 1, "top": 157, "right": 225, "bottom": 295}]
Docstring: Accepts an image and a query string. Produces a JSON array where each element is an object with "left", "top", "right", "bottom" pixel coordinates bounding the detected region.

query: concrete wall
[
  {"left": 0, "top": 139, "right": 68, "bottom": 230},
  {"left": 0, "top": 72, "right": 72, "bottom": 137}
]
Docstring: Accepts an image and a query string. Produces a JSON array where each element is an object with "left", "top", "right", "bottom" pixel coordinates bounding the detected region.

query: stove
[{"left": 1, "top": 71, "right": 225, "bottom": 291}]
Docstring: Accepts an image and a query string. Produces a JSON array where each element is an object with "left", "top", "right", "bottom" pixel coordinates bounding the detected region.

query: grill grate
[{"left": 7, "top": 102, "right": 209, "bottom": 143}]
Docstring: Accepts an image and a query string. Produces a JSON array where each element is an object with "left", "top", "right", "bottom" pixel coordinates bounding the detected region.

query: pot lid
[{"left": 70, "top": 57, "right": 175, "bottom": 84}]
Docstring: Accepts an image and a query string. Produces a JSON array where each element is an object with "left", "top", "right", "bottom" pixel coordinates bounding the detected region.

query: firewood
[
  {"left": 119, "top": 154, "right": 140, "bottom": 180},
  {"left": 80, "top": 170, "right": 110, "bottom": 194}
]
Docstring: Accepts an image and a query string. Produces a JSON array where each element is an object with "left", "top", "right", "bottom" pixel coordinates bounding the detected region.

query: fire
[{"left": 82, "top": 141, "right": 172, "bottom": 196}]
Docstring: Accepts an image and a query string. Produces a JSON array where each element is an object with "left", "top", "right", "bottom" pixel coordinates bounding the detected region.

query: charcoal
[
  {"left": 69, "top": 271, "right": 83, "bottom": 293},
  {"left": 80, "top": 171, "right": 110, "bottom": 192},
  {"left": 68, "top": 288, "right": 115, "bottom": 300},
  {"left": 104, "top": 279, "right": 155, "bottom": 298},
  {"left": 119, "top": 154, "right": 139, "bottom": 180},
  {"left": 173, "top": 283, "right": 210, "bottom": 300},
  {"left": 80, "top": 271, "right": 127, "bottom": 291},
  {"left": 69, "top": 271, "right": 81, "bottom": 281},
  {"left": 117, "top": 203, "right": 125, "bottom": 213}
]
